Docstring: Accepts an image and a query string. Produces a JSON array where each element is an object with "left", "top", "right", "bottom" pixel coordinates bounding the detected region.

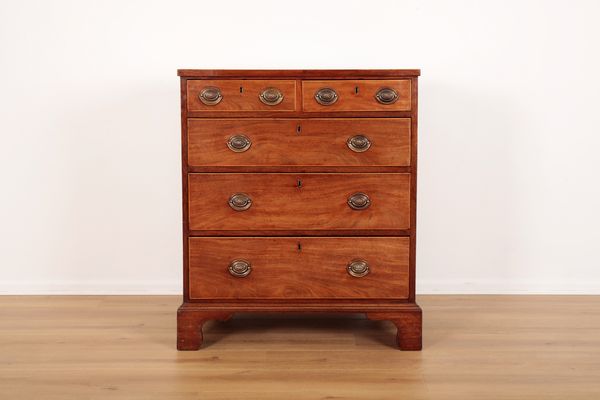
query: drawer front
[
  {"left": 302, "top": 80, "right": 411, "bottom": 112},
  {"left": 187, "top": 80, "right": 297, "bottom": 112},
  {"left": 188, "top": 118, "right": 411, "bottom": 167},
  {"left": 188, "top": 173, "right": 410, "bottom": 231},
  {"left": 188, "top": 237, "right": 409, "bottom": 299}
]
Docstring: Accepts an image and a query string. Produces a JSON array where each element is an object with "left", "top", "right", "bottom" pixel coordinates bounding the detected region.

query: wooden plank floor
[{"left": 1, "top": 296, "right": 599, "bottom": 399}]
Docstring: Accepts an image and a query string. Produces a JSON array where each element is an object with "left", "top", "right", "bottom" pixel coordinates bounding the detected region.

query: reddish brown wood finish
[
  {"left": 177, "top": 308, "right": 232, "bottom": 350},
  {"left": 177, "top": 302, "right": 422, "bottom": 350},
  {"left": 187, "top": 173, "right": 410, "bottom": 231},
  {"left": 178, "top": 69, "right": 421, "bottom": 78},
  {"left": 180, "top": 77, "right": 190, "bottom": 302},
  {"left": 302, "top": 80, "right": 411, "bottom": 112},
  {"left": 178, "top": 69, "right": 421, "bottom": 350},
  {"left": 188, "top": 237, "right": 410, "bottom": 300},
  {"left": 186, "top": 110, "right": 413, "bottom": 119},
  {"left": 188, "top": 118, "right": 411, "bottom": 168},
  {"left": 409, "top": 77, "right": 419, "bottom": 303},
  {"left": 187, "top": 80, "right": 297, "bottom": 112},
  {"left": 186, "top": 229, "right": 411, "bottom": 237},
  {"left": 368, "top": 308, "right": 423, "bottom": 350}
]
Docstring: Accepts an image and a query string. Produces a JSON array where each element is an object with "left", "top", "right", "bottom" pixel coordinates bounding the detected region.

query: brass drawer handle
[
  {"left": 348, "top": 192, "right": 371, "bottom": 210},
  {"left": 347, "top": 135, "right": 371, "bottom": 152},
  {"left": 229, "top": 259, "right": 251, "bottom": 277},
  {"left": 314, "top": 87, "right": 338, "bottom": 105},
  {"left": 347, "top": 259, "right": 369, "bottom": 277},
  {"left": 227, "top": 135, "right": 251, "bottom": 152},
  {"left": 199, "top": 86, "right": 223, "bottom": 105},
  {"left": 229, "top": 193, "right": 252, "bottom": 211},
  {"left": 259, "top": 87, "right": 284, "bottom": 105},
  {"left": 375, "top": 87, "right": 399, "bottom": 104}
]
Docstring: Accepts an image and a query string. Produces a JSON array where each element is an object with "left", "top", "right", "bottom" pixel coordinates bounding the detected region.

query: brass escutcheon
[
  {"left": 314, "top": 87, "right": 338, "bottom": 105},
  {"left": 229, "top": 259, "right": 251, "bottom": 277},
  {"left": 375, "top": 87, "right": 399, "bottom": 104},
  {"left": 347, "top": 259, "right": 369, "bottom": 277},
  {"left": 199, "top": 86, "right": 222, "bottom": 105},
  {"left": 347, "top": 192, "right": 371, "bottom": 210},
  {"left": 347, "top": 135, "right": 371, "bottom": 152},
  {"left": 227, "top": 135, "right": 251, "bottom": 152},
  {"left": 229, "top": 193, "right": 252, "bottom": 211},
  {"left": 259, "top": 87, "right": 284, "bottom": 105}
]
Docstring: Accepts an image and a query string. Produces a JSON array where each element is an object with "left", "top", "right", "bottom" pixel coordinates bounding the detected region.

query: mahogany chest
[{"left": 177, "top": 69, "right": 422, "bottom": 350}]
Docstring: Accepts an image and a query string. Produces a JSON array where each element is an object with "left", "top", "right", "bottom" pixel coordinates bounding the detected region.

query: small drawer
[
  {"left": 188, "top": 237, "right": 409, "bottom": 300},
  {"left": 187, "top": 118, "right": 411, "bottom": 168},
  {"left": 187, "top": 79, "right": 297, "bottom": 112},
  {"left": 188, "top": 173, "right": 410, "bottom": 231},
  {"left": 302, "top": 80, "right": 411, "bottom": 112}
]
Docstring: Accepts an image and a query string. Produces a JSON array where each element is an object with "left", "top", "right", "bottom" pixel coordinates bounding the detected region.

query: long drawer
[
  {"left": 187, "top": 173, "right": 410, "bottom": 231},
  {"left": 187, "top": 118, "right": 411, "bottom": 168},
  {"left": 188, "top": 237, "right": 410, "bottom": 300}
]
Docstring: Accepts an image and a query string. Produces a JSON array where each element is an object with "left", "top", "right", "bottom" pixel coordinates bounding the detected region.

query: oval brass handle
[
  {"left": 227, "top": 135, "right": 251, "bottom": 152},
  {"left": 347, "top": 259, "right": 369, "bottom": 277},
  {"left": 348, "top": 193, "right": 371, "bottom": 210},
  {"left": 199, "top": 86, "right": 223, "bottom": 105},
  {"left": 347, "top": 135, "right": 371, "bottom": 152},
  {"left": 229, "top": 193, "right": 252, "bottom": 211},
  {"left": 229, "top": 259, "right": 251, "bottom": 277},
  {"left": 375, "top": 87, "right": 399, "bottom": 104},
  {"left": 314, "top": 87, "right": 338, "bottom": 105},
  {"left": 259, "top": 87, "right": 284, "bottom": 105}
]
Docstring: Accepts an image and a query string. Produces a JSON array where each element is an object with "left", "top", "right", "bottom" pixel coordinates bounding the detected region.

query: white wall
[{"left": 1, "top": 0, "right": 599, "bottom": 294}]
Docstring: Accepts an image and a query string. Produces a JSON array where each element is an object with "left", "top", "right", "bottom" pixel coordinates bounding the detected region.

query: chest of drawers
[{"left": 177, "top": 69, "right": 422, "bottom": 350}]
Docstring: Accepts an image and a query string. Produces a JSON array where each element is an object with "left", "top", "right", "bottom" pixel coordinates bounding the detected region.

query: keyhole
[
  {"left": 296, "top": 124, "right": 301, "bottom": 134},
  {"left": 297, "top": 242, "right": 302, "bottom": 252},
  {"left": 240, "top": 86, "right": 243, "bottom": 93},
  {"left": 297, "top": 179, "right": 302, "bottom": 188},
  {"left": 355, "top": 86, "right": 359, "bottom": 94}
]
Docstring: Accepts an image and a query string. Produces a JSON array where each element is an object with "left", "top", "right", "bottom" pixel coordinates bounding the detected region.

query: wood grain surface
[
  {"left": 187, "top": 173, "right": 410, "bottom": 231},
  {"left": 2, "top": 295, "right": 599, "bottom": 399},
  {"left": 188, "top": 237, "right": 409, "bottom": 300},
  {"left": 302, "top": 80, "right": 411, "bottom": 112},
  {"left": 178, "top": 69, "right": 421, "bottom": 77},
  {"left": 187, "top": 79, "right": 297, "bottom": 112},
  {"left": 187, "top": 118, "right": 411, "bottom": 168},
  {"left": 179, "top": 69, "right": 421, "bottom": 350}
]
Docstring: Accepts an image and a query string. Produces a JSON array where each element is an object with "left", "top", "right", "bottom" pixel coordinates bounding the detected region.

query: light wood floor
[{"left": 1, "top": 296, "right": 599, "bottom": 399}]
